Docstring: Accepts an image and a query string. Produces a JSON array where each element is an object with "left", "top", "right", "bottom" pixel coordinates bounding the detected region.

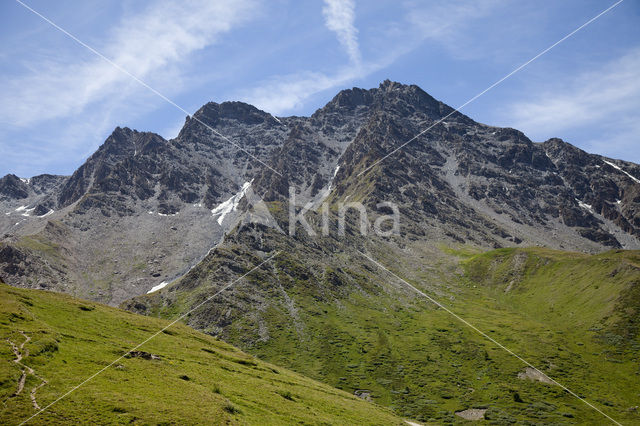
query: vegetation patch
[{"left": 0, "top": 283, "right": 402, "bottom": 425}]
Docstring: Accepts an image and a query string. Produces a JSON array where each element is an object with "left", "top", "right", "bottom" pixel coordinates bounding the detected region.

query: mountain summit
[{"left": 1, "top": 81, "right": 639, "bottom": 305}]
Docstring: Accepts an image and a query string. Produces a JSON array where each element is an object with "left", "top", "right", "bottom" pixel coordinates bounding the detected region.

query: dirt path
[
  {"left": 7, "top": 337, "right": 27, "bottom": 396},
  {"left": 5, "top": 332, "right": 47, "bottom": 410}
]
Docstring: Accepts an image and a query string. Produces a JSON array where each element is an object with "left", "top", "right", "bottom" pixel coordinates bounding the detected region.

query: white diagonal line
[
  {"left": 358, "top": 251, "right": 621, "bottom": 425},
  {"left": 357, "top": 0, "right": 625, "bottom": 177},
  {"left": 14, "top": 0, "right": 283, "bottom": 178},
  {"left": 19, "top": 251, "right": 281, "bottom": 425}
]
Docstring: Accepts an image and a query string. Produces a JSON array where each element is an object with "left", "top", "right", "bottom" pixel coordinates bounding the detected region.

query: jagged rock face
[
  {"left": 544, "top": 138, "right": 640, "bottom": 237},
  {"left": 0, "top": 103, "right": 290, "bottom": 304},
  {"left": 58, "top": 128, "right": 171, "bottom": 208},
  {"left": 1, "top": 81, "right": 639, "bottom": 306},
  {"left": 0, "top": 175, "right": 30, "bottom": 200},
  {"left": 256, "top": 87, "right": 376, "bottom": 203},
  {"left": 0, "top": 174, "right": 66, "bottom": 204},
  {"left": 257, "top": 81, "right": 640, "bottom": 250}
]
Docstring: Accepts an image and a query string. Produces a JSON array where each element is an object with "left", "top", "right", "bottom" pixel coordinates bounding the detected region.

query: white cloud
[
  {"left": 506, "top": 49, "right": 640, "bottom": 135},
  {"left": 238, "top": 46, "right": 410, "bottom": 115},
  {"left": 239, "top": 69, "right": 358, "bottom": 114},
  {"left": 322, "top": 0, "right": 361, "bottom": 65},
  {"left": 0, "top": 0, "right": 255, "bottom": 127},
  {"left": 240, "top": 0, "right": 506, "bottom": 116}
]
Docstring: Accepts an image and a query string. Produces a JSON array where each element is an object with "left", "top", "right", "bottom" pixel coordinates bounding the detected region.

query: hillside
[
  {"left": 0, "top": 282, "right": 402, "bottom": 425},
  {"left": 128, "top": 242, "right": 640, "bottom": 423}
]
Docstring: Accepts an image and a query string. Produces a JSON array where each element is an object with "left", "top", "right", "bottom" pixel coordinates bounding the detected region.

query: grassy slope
[
  {"left": 136, "top": 243, "right": 640, "bottom": 424},
  {"left": 259, "top": 247, "right": 640, "bottom": 424},
  {"left": 0, "top": 283, "right": 402, "bottom": 425}
]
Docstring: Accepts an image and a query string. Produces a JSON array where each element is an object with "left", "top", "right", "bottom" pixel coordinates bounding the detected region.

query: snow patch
[
  {"left": 603, "top": 160, "right": 640, "bottom": 184},
  {"left": 20, "top": 207, "right": 35, "bottom": 217},
  {"left": 313, "top": 165, "right": 342, "bottom": 207},
  {"left": 38, "top": 209, "right": 54, "bottom": 218},
  {"left": 325, "top": 164, "right": 340, "bottom": 193},
  {"left": 158, "top": 212, "right": 179, "bottom": 217},
  {"left": 576, "top": 198, "right": 592, "bottom": 211},
  {"left": 326, "top": 165, "right": 340, "bottom": 192},
  {"left": 211, "top": 181, "right": 252, "bottom": 225},
  {"left": 147, "top": 281, "right": 169, "bottom": 294},
  {"left": 15, "top": 205, "right": 28, "bottom": 212},
  {"left": 20, "top": 178, "right": 31, "bottom": 184},
  {"left": 616, "top": 199, "right": 622, "bottom": 204}
]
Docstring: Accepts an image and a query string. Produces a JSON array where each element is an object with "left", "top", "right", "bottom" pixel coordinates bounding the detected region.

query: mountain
[
  {"left": 2, "top": 81, "right": 640, "bottom": 423},
  {"left": 1, "top": 82, "right": 639, "bottom": 304},
  {"left": 0, "top": 105, "right": 289, "bottom": 305},
  {"left": 0, "top": 281, "right": 402, "bottom": 424}
]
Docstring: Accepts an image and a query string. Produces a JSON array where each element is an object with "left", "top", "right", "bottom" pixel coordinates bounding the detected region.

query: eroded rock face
[
  {"left": 0, "top": 244, "right": 28, "bottom": 276},
  {"left": 0, "top": 175, "right": 29, "bottom": 200},
  {"left": 1, "top": 81, "right": 639, "bottom": 305}
]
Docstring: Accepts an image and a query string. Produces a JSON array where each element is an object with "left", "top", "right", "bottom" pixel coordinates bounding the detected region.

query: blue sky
[{"left": 1, "top": 0, "right": 639, "bottom": 178}]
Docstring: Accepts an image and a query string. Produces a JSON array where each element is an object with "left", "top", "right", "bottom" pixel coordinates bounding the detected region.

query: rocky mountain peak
[
  {"left": 191, "top": 101, "right": 276, "bottom": 127},
  {"left": 94, "top": 127, "right": 169, "bottom": 160},
  {"left": 0, "top": 174, "right": 29, "bottom": 200},
  {"left": 542, "top": 137, "right": 584, "bottom": 161},
  {"left": 323, "top": 86, "right": 376, "bottom": 111},
  {"left": 377, "top": 79, "right": 430, "bottom": 101},
  {"left": 319, "top": 80, "right": 441, "bottom": 114},
  {"left": 96, "top": 126, "right": 138, "bottom": 158}
]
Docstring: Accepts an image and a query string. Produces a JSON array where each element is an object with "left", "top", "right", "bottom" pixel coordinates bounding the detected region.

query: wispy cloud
[
  {"left": 0, "top": 0, "right": 257, "bottom": 176},
  {"left": 505, "top": 49, "right": 640, "bottom": 136},
  {"left": 239, "top": 68, "right": 358, "bottom": 114},
  {"left": 240, "top": 0, "right": 504, "bottom": 116},
  {"left": 322, "top": 0, "right": 361, "bottom": 65},
  {"left": 1, "top": 0, "right": 255, "bottom": 128}
]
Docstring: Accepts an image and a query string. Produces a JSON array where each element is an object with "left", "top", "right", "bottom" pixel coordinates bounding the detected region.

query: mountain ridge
[{"left": 1, "top": 80, "right": 639, "bottom": 303}]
